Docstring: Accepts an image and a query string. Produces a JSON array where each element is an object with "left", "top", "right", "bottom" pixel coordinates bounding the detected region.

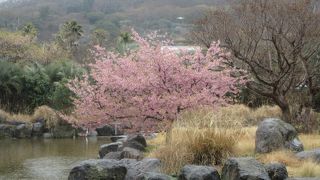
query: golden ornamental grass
[
  {"left": 0, "top": 105, "right": 61, "bottom": 129},
  {"left": 147, "top": 105, "right": 320, "bottom": 177}
]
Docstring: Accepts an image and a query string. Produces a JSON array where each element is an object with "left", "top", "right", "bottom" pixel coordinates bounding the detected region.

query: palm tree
[
  {"left": 21, "top": 23, "right": 38, "bottom": 41},
  {"left": 120, "top": 32, "right": 131, "bottom": 46},
  {"left": 117, "top": 32, "right": 132, "bottom": 54},
  {"left": 91, "top": 28, "right": 108, "bottom": 46},
  {"left": 56, "top": 21, "right": 83, "bottom": 52}
]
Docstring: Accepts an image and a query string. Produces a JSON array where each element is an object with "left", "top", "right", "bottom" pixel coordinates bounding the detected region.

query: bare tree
[{"left": 191, "top": 0, "right": 320, "bottom": 123}]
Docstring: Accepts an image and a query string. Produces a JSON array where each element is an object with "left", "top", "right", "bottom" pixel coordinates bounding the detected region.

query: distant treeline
[{"left": 0, "top": 0, "right": 225, "bottom": 44}]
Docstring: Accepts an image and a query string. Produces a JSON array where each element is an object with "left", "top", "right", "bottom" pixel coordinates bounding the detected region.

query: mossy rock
[
  {"left": 51, "top": 124, "right": 76, "bottom": 138},
  {"left": 68, "top": 159, "right": 127, "bottom": 180},
  {"left": 0, "top": 124, "right": 15, "bottom": 138}
]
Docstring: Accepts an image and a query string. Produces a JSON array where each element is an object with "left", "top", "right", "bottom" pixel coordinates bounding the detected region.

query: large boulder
[
  {"left": 0, "top": 124, "right": 15, "bottom": 138},
  {"left": 51, "top": 123, "right": 76, "bottom": 138},
  {"left": 295, "top": 149, "right": 320, "bottom": 163},
  {"left": 104, "top": 152, "right": 122, "bottom": 160},
  {"left": 68, "top": 158, "right": 161, "bottom": 180},
  {"left": 96, "top": 125, "right": 115, "bottom": 136},
  {"left": 221, "top": 157, "right": 270, "bottom": 180},
  {"left": 124, "top": 158, "right": 161, "bottom": 179},
  {"left": 99, "top": 142, "right": 122, "bottom": 158},
  {"left": 14, "top": 123, "right": 32, "bottom": 138},
  {"left": 265, "top": 163, "right": 288, "bottom": 180},
  {"left": 120, "top": 147, "right": 144, "bottom": 160},
  {"left": 122, "top": 134, "right": 147, "bottom": 151},
  {"left": 179, "top": 165, "right": 221, "bottom": 180},
  {"left": 68, "top": 159, "right": 127, "bottom": 180},
  {"left": 255, "top": 118, "right": 304, "bottom": 153}
]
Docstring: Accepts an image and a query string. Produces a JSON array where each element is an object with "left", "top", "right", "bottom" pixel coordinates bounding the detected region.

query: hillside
[{"left": 0, "top": 0, "right": 226, "bottom": 44}]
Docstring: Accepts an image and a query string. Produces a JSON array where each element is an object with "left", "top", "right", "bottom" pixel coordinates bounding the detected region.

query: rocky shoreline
[
  {"left": 0, "top": 119, "right": 123, "bottom": 139},
  {"left": 68, "top": 118, "right": 320, "bottom": 180},
  {"left": 1, "top": 117, "right": 319, "bottom": 179},
  {"left": 68, "top": 132, "right": 320, "bottom": 180}
]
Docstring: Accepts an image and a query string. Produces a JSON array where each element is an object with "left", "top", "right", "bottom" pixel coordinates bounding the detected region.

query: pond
[{"left": 0, "top": 137, "right": 111, "bottom": 180}]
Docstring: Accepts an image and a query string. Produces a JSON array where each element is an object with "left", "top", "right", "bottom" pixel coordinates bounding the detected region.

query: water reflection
[{"left": 0, "top": 137, "right": 111, "bottom": 180}]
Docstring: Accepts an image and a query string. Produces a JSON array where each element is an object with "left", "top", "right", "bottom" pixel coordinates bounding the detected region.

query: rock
[
  {"left": 96, "top": 125, "right": 115, "bottom": 136},
  {"left": 0, "top": 124, "right": 15, "bottom": 138},
  {"left": 68, "top": 158, "right": 161, "bottom": 180},
  {"left": 123, "top": 134, "right": 147, "bottom": 151},
  {"left": 221, "top": 157, "right": 270, "bottom": 180},
  {"left": 179, "top": 165, "right": 221, "bottom": 180},
  {"left": 6, "top": 120, "right": 25, "bottom": 126},
  {"left": 32, "top": 122, "right": 45, "bottom": 137},
  {"left": 99, "top": 142, "right": 122, "bottom": 158},
  {"left": 120, "top": 147, "right": 144, "bottom": 160},
  {"left": 265, "top": 163, "right": 288, "bottom": 180},
  {"left": 124, "top": 158, "right": 161, "bottom": 179},
  {"left": 111, "top": 135, "right": 128, "bottom": 142},
  {"left": 104, "top": 152, "right": 122, "bottom": 160},
  {"left": 14, "top": 123, "right": 32, "bottom": 138},
  {"left": 68, "top": 159, "right": 127, "bottom": 180},
  {"left": 51, "top": 123, "right": 76, "bottom": 138},
  {"left": 255, "top": 118, "right": 304, "bottom": 153},
  {"left": 128, "top": 134, "right": 147, "bottom": 147},
  {"left": 296, "top": 149, "right": 320, "bottom": 163},
  {"left": 142, "top": 172, "right": 171, "bottom": 180}
]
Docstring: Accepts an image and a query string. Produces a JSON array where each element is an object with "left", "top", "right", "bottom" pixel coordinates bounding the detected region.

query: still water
[{"left": 0, "top": 137, "right": 111, "bottom": 180}]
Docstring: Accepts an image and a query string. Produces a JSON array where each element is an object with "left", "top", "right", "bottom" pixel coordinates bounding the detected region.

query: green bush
[{"left": 0, "top": 60, "right": 84, "bottom": 113}]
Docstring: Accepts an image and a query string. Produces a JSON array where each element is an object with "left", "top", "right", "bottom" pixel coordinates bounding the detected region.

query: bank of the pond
[{"left": 0, "top": 137, "right": 111, "bottom": 179}]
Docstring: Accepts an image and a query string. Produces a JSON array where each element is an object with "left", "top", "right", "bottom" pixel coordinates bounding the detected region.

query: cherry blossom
[{"left": 68, "top": 31, "right": 244, "bottom": 132}]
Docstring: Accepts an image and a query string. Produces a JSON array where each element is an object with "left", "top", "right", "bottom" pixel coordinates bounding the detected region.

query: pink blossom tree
[{"left": 68, "top": 31, "right": 244, "bottom": 132}]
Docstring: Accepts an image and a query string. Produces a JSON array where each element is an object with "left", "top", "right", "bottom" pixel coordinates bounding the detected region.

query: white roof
[{"left": 161, "top": 46, "right": 201, "bottom": 52}]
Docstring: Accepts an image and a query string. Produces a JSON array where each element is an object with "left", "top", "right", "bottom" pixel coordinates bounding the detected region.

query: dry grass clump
[
  {"left": 299, "top": 134, "right": 320, "bottom": 150},
  {"left": 0, "top": 109, "right": 10, "bottom": 122},
  {"left": 147, "top": 105, "right": 320, "bottom": 177},
  {"left": 258, "top": 150, "right": 300, "bottom": 166},
  {"left": 186, "top": 128, "right": 237, "bottom": 165},
  {"left": 0, "top": 109, "right": 33, "bottom": 123},
  {"left": 147, "top": 132, "right": 166, "bottom": 146},
  {"left": 33, "top": 106, "right": 61, "bottom": 129},
  {"left": 175, "top": 105, "right": 281, "bottom": 128},
  {"left": 258, "top": 150, "right": 320, "bottom": 177},
  {"left": 288, "top": 161, "right": 320, "bottom": 177},
  {"left": 148, "top": 107, "right": 245, "bottom": 174},
  {"left": 147, "top": 105, "right": 281, "bottom": 174},
  {"left": 148, "top": 136, "right": 193, "bottom": 174},
  {"left": 251, "top": 106, "right": 282, "bottom": 123},
  {"left": 10, "top": 114, "right": 33, "bottom": 123},
  {"left": 234, "top": 126, "right": 257, "bottom": 156},
  {"left": 0, "top": 106, "right": 61, "bottom": 129},
  {"left": 148, "top": 127, "right": 239, "bottom": 175}
]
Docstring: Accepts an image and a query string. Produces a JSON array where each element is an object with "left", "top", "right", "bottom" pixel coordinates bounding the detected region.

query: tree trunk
[
  {"left": 300, "top": 84, "right": 317, "bottom": 133},
  {"left": 299, "top": 107, "right": 312, "bottom": 133},
  {"left": 273, "top": 95, "right": 291, "bottom": 123}
]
